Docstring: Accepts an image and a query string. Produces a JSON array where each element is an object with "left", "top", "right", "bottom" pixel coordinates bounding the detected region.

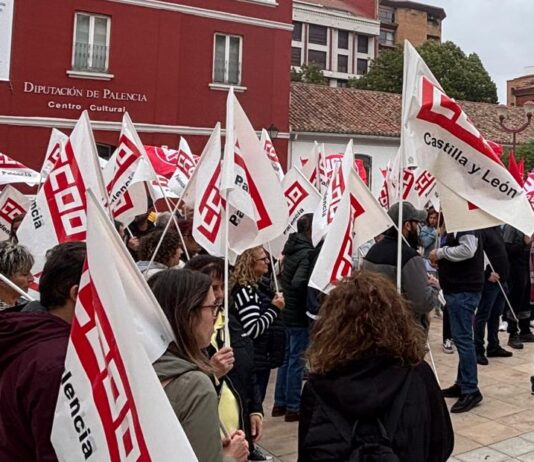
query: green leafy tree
[
  {"left": 512, "top": 142, "right": 534, "bottom": 173},
  {"left": 349, "top": 41, "right": 498, "bottom": 103},
  {"left": 291, "top": 63, "right": 327, "bottom": 85}
]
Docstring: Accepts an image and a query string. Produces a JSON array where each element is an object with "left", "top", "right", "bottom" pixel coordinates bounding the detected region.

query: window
[
  {"left": 308, "top": 50, "right": 327, "bottom": 70},
  {"left": 291, "top": 47, "right": 302, "bottom": 66},
  {"left": 72, "top": 13, "right": 110, "bottom": 72},
  {"left": 427, "top": 14, "right": 440, "bottom": 25},
  {"left": 213, "top": 34, "right": 242, "bottom": 85},
  {"left": 309, "top": 25, "right": 327, "bottom": 45},
  {"left": 357, "top": 35, "right": 369, "bottom": 54},
  {"left": 379, "top": 30, "right": 395, "bottom": 47},
  {"left": 357, "top": 58, "right": 368, "bottom": 75},
  {"left": 338, "top": 80, "right": 348, "bottom": 88},
  {"left": 337, "top": 55, "right": 348, "bottom": 73},
  {"left": 293, "top": 22, "right": 302, "bottom": 42},
  {"left": 379, "top": 6, "right": 395, "bottom": 24},
  {"left": 96, "top": 143, "right": 115, "bottom": 160},
  {"left": 338, "top": 30, "right": 349, "bottom": 50},
  {"left": 427, "top": 35, "right": 440, "bottom": 42}
]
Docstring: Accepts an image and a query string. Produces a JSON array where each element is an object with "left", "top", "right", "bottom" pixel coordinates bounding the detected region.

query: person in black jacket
[
  {"left": 273, "top": 214, "right": 314, "bottom": 422},
  {"left": 474, "top": 227, "right": 513, "bottom": 365},
  {"left": 298, "top": 271, "right": 453, "bottom": 462},
  {"left": 503, "top": 225, "right": 534, "bottom": 349}
]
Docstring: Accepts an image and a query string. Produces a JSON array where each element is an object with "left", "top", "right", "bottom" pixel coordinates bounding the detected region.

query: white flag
[
  {"left": 168, "top": 137, "right": 198, "bottom": 195},
  {"left": 260, "top": 129, "right": 284, "bottom": 182},
  {"left": 17, "top": 111, "right": 108, "bottom": 296},
  {"left": 223, "top": 89, "right": 288, "bottom": 254},
  {"left": 0, "top": 185, "right": 30, "bottom": 240},
  {"left": 312, "top": 140, "right": 353, "bottom": 246},
  {"left": 438, "top": 181, "right": 503, "bottom": 233},
  {"left": 524, "top": 171, "right": 534, "bottom": 210},
  {"left": 299, "top": 142, "right": 320, "bottom": 189},
  {"left": 103, "top": 113, "right": 148, "bottom": 225},
  {"left": 309, "top": 169, "right": 393, "bottom": 294},
  {"left": 0, "top": 152, "right": 41, "bottom": 186},
  {"left": 183, "top": 124, "right": 226, "bottom": 257},
  {"left": 401, "top": 40, "right": 534, "bottom": 236},
  {"left": 268, "top": 167, "right": 321, "bottom": 257},
  {"left": 51, "top": 190, "right": 196, "bottom": 462},
  {"left": 41, "top": 128, "right": 69, "bottom": 181}
]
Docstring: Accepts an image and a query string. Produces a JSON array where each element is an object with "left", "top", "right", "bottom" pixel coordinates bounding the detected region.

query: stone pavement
[{"left": 257, "top": 317, "right": 534, "bottom": 462}]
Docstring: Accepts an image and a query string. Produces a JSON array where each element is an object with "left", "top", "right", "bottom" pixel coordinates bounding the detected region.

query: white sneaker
[
  {"left": 442, "top": 339, "right": 455, "bottom": 354},
  {"left": 530, "top": 320, "right": 534, "bottom": 328},
  {"left": 499, "top": 321, "right": 508, "bottom": 332}
]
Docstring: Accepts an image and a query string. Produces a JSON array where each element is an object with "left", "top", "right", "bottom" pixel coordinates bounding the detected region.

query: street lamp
[
  {"left": 267, "top": 123, "right": 279, "bottom": 140},
  {"left": 497, "top": 101, "right": 534, "bottom": 155}
]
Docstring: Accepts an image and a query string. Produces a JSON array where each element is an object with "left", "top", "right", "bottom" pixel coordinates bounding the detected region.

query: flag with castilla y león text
[{"left": 400, "top": 40, "right": 534, "bottom": 236}]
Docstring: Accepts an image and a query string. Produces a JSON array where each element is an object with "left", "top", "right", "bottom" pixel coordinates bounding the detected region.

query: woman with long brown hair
[
  {"left": 149, "top": 269, "right": 248, "bottom": 462},
  {"left": 298, "top": 272, "right": 453, "bottom": 462}
]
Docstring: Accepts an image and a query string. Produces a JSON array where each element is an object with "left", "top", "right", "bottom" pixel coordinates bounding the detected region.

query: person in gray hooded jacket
[
  {"left": 362, "top": 202, "right": 439, "bottom": 328},
  {"left": 149, "top": 269, "right": 248, "bottom": 462}
]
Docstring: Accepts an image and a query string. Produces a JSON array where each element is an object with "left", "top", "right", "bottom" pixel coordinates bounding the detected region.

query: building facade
[
  {"left": 507, "top": 67, "right": 534, "bottom": 107},
  {"left": 379, "top": 0, "right": 445, "bottom": 49},
  {"left": 0, "top": 0, "right": 292, "bottom": 170},
  {"left": 291, "top": 0, "right": 380, "bottom": 87}
]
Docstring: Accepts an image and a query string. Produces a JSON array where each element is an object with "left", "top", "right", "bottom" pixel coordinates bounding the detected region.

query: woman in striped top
[{"left": 230, "top": 246, "right": 285, "bottom": 403}]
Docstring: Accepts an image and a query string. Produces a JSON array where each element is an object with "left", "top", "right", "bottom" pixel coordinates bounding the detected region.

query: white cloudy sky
[{"left": 430, "top": 0, "right": 533, "bottom": 103}]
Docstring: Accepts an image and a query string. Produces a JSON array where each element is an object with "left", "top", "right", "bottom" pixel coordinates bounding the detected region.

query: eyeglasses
[
  {"left": 255, "top": 257, "right": 269, "bottom": 263},
  {"left": 200, "top": 303, "right": 224, "bottom": 317}
]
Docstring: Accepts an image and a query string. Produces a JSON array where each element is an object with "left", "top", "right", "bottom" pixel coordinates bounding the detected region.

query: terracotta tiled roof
[
  {"left": 297, "top": 0, "right": 368, "bottom": 18},
  {"left": 290, "top": 82, "right": 534, "bottom": 145}
]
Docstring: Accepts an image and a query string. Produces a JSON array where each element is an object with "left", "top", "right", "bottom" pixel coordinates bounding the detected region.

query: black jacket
[
  {"left": 480, "top": 226, "right": 509, "bottom": 282},
  {"left": 298, "top": 357, "right": 453, "bottom": 462},
  {"left": 281, "top": 233, "right": 314, "bottom": 328}
]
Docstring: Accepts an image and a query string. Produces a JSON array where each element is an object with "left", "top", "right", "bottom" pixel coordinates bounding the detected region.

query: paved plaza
[{"left": 258, "top": 317, "right": 534, "bottom": 462}]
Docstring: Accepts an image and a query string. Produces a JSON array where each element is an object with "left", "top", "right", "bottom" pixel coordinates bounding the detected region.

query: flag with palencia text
[
  {"left": 51, "top": 190, "right": 196, "bottom": 462},
  {"left": 0, "top": 152, "right": 41, "bottom": 186},
  {"left": 400, "top": 40, "right": 534, "bottom": 235}
]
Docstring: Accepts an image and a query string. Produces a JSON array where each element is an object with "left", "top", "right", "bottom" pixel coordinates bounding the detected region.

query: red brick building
[{"left": 0, "top": 0, "right": 292, "bottom": 169}]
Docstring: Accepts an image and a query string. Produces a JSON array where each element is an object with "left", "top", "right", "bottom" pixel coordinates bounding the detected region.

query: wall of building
[
  {"left": 395, "top": 8, "right": 429, "bottom": 47},
  {"left": 507, "top": 74, "right": 534, "bottom": 106},
  {"left": 0, "top": 0, "right": 291, "bottom": 169}
]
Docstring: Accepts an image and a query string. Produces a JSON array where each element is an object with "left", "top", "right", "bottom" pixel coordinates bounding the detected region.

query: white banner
[
  {"left": 51, "top": 191, "right": 195, "bottom": 462},
  {"left": 0, "top": 0, "right": 14, "bottom": 81},
  {"left": 401, "top": 40, "right": 534, "bottom": 236}
]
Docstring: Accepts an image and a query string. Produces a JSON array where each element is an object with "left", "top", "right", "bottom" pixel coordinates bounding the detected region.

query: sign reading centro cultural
[
  {"left": 23, "top": 81, "right": 149, "bottom": 114},
  {"left": 0, "top": 0, "right": 14, "bottom": 81}
]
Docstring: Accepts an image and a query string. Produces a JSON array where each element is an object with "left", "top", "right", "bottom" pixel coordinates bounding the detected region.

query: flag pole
[
  {"left": 267, "top": 241, "right": 280, "bottom": 293},
  {"left": 0, "top": 272, "right": 35, "bottom": 302},
  {"left": 223, "top": 193, "right": 231, "bottom": 348},
  {"left": 145, "top": 198, "right": 183, "bottom": 275},
  {"left": 485, "top": 252, "right": 518, "bottom": 322},
  {"left": 153, "top": 177, "right": 190, "bottom": 261}
]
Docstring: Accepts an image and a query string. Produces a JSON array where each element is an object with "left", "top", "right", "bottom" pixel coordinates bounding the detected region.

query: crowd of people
[{"left": 0, "top": 199, "right": 533, "bottom": 462}]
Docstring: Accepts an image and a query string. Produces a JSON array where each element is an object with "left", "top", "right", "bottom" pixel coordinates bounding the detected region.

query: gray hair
[
  {"left": 0, "top": 241, "right": 34, "bottom": 278},
  {"left": 155, "top": 211, "right": 171, "bottom": 229}
]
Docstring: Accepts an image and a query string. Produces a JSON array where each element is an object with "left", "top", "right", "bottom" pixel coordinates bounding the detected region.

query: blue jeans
[
  {"left": 274, "top": 327, "right": 309, "bottom": 413},
  {"left": 474, "top": 281, "right": 506, "bottom": 354},
  {"left": 445, "top": 291, "right": 482, "bottom": 395}
]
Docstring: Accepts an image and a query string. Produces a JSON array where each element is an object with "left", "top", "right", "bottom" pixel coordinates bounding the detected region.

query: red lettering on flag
[
  {"left": 417, "top": 77, "right": 503, "bottom": 165},
  {"left": 71, "top": 266, "right": 151, "bottom": 461},
  {"left": 197, "top": 164, "right": 224, "bottom": 244},
  {"left": 44, "top": 142, "right": 87, "bottom": 242},
  {"left": 0, "top": 198, "right": 25, "bottom": 223},
  {"left": 284, "top": 181, "right": 309, "bottom": 216}
]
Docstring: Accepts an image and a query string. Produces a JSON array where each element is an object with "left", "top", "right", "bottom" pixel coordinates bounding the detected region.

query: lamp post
[
  {"left": 267, "top": 123, "right": 279, "bottom": 140},
  {"left": 497, "top": 101, "right": 534, "bottom": 155}
]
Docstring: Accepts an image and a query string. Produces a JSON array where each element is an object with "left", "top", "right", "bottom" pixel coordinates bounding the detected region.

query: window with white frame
[
  {"left": 379, "top": 30, "right": 395, "bottom": 47},
  {"left": 72, "top": 12, "right": 110, "bottom": 72},
  {"left": 291, "top": 47, "right": 302, "bottom": 66},
  {"left": 213, "top": 34, "right": 242, "bottom": 85},
  {"left": 293, "top": 22, "right": 302, "bottom": 42}
]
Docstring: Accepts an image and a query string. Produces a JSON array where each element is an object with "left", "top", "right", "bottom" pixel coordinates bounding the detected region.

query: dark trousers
[
  {"left": 442, "top": 304, "right": 452, "bottom": 342},
  {"left": 474, "top": 281, "right": 506, "bottom": 354},
  {"left": 507, "top": 267, "right": 532, "bottom": 331},
  {"left": 256, "top": 369, "right": 271, "bottom": 404}
]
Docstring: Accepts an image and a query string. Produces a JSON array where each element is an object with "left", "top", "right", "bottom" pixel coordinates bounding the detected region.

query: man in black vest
[{"left": 429, "top": 229, "right": 484, "bottom": 413}]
